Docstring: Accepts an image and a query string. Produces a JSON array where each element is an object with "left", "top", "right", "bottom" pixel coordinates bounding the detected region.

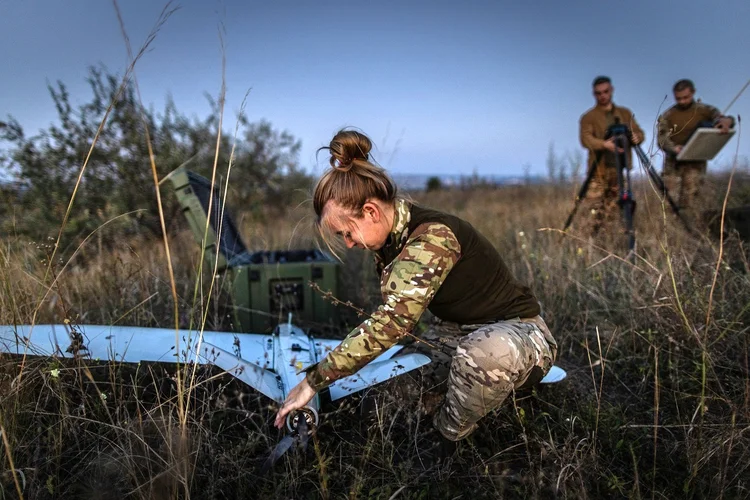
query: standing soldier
[
  {"left": 578, "top": 76, "right": 644, "bottom": 239},
  {"left": 657, "top": 79, "right": 734, "bottom": 219}
]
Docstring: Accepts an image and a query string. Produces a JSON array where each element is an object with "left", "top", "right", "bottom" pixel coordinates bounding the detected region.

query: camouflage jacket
[{"left": 305, "top": 198, "right": 461, "bottom": 391}]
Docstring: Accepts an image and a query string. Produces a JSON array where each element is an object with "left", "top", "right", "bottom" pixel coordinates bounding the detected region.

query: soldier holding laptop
[{"left": 657, "top": 79, "right": 735, "bottom": 218}]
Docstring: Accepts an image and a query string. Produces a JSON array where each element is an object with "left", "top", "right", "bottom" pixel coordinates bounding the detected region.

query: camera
[{"left": 605, "top": 120, "right": 632, "bottom": 142}]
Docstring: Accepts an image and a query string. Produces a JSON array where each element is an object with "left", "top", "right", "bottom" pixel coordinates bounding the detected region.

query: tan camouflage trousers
[
  {"left": 401, "top": 316, "right": 557, "bottom": 441},
  {"left": 578, "top": 167, "right": 622, "bottom": 240},
  {"left": 663, "top": 161, "right": 708, "bottom": 222}
]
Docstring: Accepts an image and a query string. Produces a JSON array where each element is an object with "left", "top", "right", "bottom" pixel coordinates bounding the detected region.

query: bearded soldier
[{"left": 657, "top": 79, "right": 734, "bottom": 218}]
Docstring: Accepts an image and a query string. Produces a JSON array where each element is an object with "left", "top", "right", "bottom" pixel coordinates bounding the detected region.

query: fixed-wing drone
[
  {"left": 0, "top": 315, "right": 566, "bottom": 470},
  {"left": 0, "top": 317, "right": 566, "bottom": 470},
  {"left": 0, "top": 318, "right": 566, "bottom": 432},
  {"left": 0, "top": 316, "right": 437, "bottom": 432}
]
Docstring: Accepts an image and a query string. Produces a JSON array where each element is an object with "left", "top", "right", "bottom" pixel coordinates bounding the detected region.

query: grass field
[{"left": 1, "top": 171, "right": 749, "bottom": 499}]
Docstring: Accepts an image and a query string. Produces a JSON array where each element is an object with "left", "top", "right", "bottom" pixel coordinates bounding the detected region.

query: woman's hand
[{"left": 274, "top": 378, "right": 317, "bottom": 429}]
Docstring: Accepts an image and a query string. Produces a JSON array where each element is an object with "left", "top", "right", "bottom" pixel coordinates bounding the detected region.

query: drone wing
[
  {"left": 0, "top": 324, "right": 272, "bottom": 368},
  {"left": 327, "top": 351, "right": 431, "bottom": 401},
  {"left": 201, "top": 342, "right": 283, "bottom": 402},
  {"left": 313, "top": 340, "right": 407, "bottom": 364}
]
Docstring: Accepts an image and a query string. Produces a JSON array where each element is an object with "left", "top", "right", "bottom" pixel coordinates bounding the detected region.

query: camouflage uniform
[
  {"left": 305, "top": 199, "right": 557, "bottom": 441},
  {"left": 657, "top": 101, "right": 734, "bottom": 216},
  {"left": 578, "top": 104, "right": 644, "bottom": 238}
]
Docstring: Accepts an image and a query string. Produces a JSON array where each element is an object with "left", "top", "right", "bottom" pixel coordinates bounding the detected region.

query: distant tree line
[
  {"left": 546, "top": 141, "right": 583, "bottom": 185},
  {"left": 419, "top": 142, "right": 584, "bottom": 193},
  {"left": 0, "top": 65, "right": 311, "bottom": 244}
]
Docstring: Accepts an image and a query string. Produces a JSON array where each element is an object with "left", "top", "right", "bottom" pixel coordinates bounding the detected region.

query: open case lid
[
  {"left": 166, "top": 167, "right": 251, "bottom": 272},
  {"left": 165, "top": 168, "right": 335, "bottom": 271},
  {"left": 676, "top": 127, "right": 736, "bottom": 161}
]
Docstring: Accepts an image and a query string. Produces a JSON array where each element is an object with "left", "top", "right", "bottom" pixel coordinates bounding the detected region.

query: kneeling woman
[{"left": 274, "top": 129, "right": 557, "bottom": 441}]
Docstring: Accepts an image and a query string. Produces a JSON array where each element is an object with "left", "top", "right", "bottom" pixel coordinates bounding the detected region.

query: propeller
[
  {"left": 260, "top": 434, "right": 297, "bottom": 474},
  {"left": 260, "top": 407, "right": 317, "bottom": 473}
]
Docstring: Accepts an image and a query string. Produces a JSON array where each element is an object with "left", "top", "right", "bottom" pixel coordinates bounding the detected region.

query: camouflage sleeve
[
  {"left": 701, "top": 102, "right": 735, "bottom": 128},
  {"left": 657, "top": 112, "right": 677, "bottom": 153},
  {"left": 305, "top": 223, "right": 461, "bottom": 391}
]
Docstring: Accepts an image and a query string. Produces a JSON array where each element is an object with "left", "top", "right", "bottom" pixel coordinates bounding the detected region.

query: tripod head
[{"left": 605, "top": 117, "right": 632, "bottom": 142}]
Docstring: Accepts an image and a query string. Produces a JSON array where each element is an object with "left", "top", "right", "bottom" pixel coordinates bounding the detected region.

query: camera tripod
[{"left": 563, "top": 119, "right": 693, "bottom": 253}]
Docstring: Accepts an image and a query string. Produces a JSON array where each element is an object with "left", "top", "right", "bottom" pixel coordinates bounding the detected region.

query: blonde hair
[
  {"left": 311, "top": 129, "right": 398, "bottom": 258},
  {"left": 313, "top": 129, "right": 397, "bottom": 221}
]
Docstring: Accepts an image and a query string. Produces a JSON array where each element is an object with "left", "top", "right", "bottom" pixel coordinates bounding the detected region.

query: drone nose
[{"left": 285, "top": 406, "right": 319, "bottom": 434}]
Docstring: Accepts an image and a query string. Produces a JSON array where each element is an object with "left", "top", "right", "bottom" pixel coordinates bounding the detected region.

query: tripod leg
[
  {"left": 622, "top": 199, "right": 636, "bottom": 252},
  {"left": 634, "top": 145, "right": 696, "bottom": 235},
  {"left": 563, "top": 162, "right": 597, "bottom": 232},
  {"left": 625, "top": 156, "right": 637, "bottom": 253},
  {"left": 615, "top": 135, "right": 636, "bottom": 254}
]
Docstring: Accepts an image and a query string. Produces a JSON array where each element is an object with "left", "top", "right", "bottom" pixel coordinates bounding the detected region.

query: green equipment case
[{"left": 166, "top": 167, "right": 340, "bottom": 333}]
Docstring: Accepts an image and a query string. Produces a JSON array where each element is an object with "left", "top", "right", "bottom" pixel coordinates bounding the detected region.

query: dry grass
[{"left": 2, "top": 175, "right": 750, "bottom": 499}]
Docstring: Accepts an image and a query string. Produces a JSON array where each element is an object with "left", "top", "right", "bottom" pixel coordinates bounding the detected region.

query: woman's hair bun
[
  {"left": 328, "top": 129, "right": 372, "bottom": 172},
  {"left": 313, "top": 128, "right": 397, "bottom": 218}
]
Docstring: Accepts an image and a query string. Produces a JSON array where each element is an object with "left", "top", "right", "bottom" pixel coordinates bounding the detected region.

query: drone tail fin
[{"left": 539, "top": 365, "right": 567, "bottom": 384}]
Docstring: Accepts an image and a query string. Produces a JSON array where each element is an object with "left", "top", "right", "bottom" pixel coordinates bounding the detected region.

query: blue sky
[{"left": 1, "top": 0, "right": 748, "bottom": 178}]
